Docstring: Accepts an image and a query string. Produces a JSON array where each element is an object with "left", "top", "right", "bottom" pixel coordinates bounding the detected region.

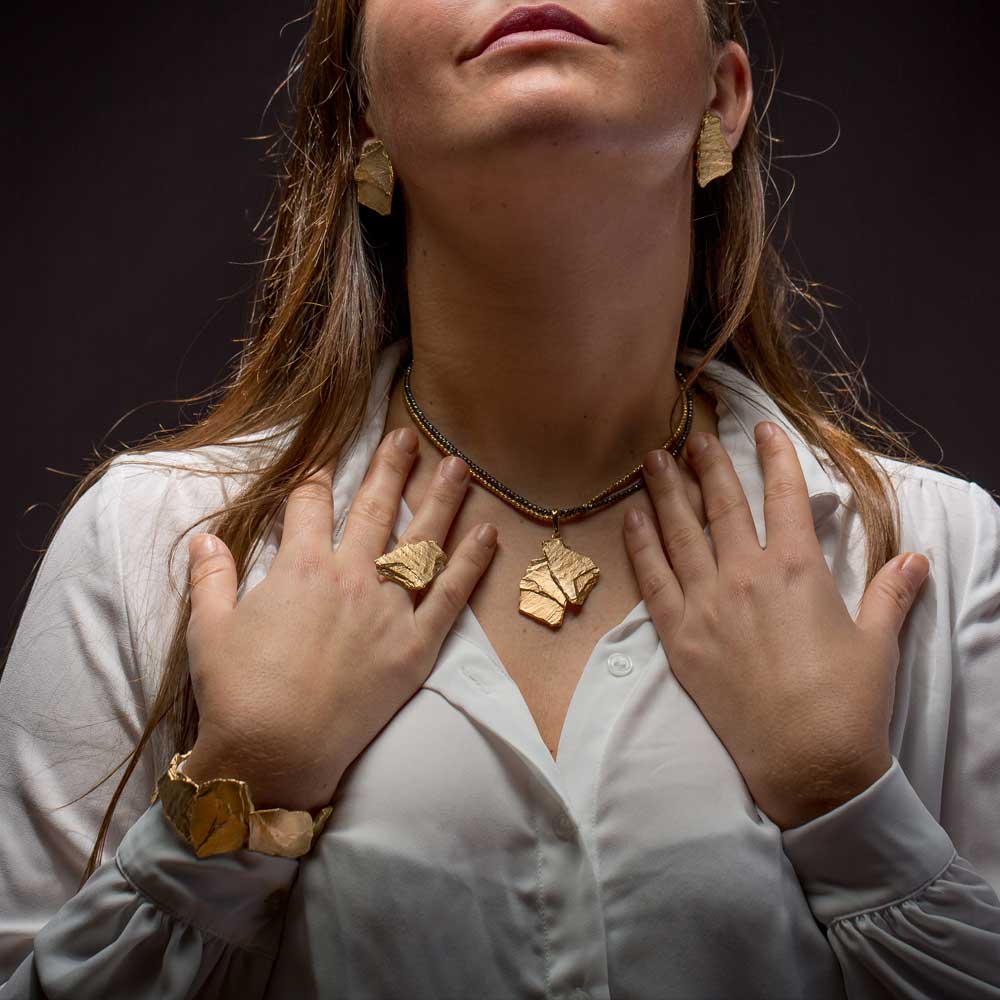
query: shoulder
[
  {"left": 82, "top": 429, "right": 292, "bottom": 668},
  {"left": 866, "top": 453, "right": 1000, "bottom": 614},
  {"left": 869, "top": 451, "right": 998, "bottom": 540},
  {"left": 103, "top": 425, "right": 292, "bottom": 549}
]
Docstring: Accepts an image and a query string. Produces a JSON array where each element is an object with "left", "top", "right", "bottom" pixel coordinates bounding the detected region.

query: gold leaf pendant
[{"left": 518, "top": 533, "right": 600, "bottom": 628}]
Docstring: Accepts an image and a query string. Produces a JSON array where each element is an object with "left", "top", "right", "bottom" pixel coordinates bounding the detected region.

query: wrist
[
  {"left": 157, "top": 748, "right": 335, "bottom": 859},
  {"left": 184, "top": 739, "right": 341, "bottom": 813}
]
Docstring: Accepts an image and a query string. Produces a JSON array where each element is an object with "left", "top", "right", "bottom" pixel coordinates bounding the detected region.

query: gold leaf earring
[
  {"left": 354, "top": 137, "right": 395, "bottom": 216},
  {"left": 695, "top": 111, "right": 733, "bottom": 188}
]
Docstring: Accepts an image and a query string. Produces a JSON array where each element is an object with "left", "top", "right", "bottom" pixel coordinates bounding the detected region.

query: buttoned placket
[
  {"left": 390, "top": 496, "right": 621, "bottom": 999},
  {"left": 360, "top": 343, "right": 849, "bottom": 1000}
]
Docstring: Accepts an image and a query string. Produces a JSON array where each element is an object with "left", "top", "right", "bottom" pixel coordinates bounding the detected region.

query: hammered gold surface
[
  {"left": 157, "top": 769, "right": 196, "bottom": 842},
  {"left": 541, "top": 537, "right": 600, "bottom": 606},
  {"left": 188, "top": 780, "right": 253, "bottom": 858},
  {"left": 696, "top": 112, "right": 733, "bottom": 188},
  {"left": 519, "top": 589, "right": 567, "bottom": 627},
  {"left": 249, "top": 809, "right": 315, "bottom": 858},
  {"left": 518, "top": 537, "right": 601, "bottom": 628},
  {"left": 375, "top": 539, "right": 447, "bottom": 590},
  {"left": 519, "top": 555, "right": 569, "bottom": 627},
  {"left": 354, "top": 139, "right": 394, "bottom": 216},
  {"left": 313, "top": 806, "right": 334, "bottom": 838}
]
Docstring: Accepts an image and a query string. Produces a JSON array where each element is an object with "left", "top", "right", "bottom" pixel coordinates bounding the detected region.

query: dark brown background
[{"left": 5, "top": 2, "right": 998, "bottom": 638}]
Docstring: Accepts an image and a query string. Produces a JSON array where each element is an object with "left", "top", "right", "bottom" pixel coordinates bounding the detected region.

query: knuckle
[
  {"left": 705, "top": 493, "right": 745, "bottom": 522},
  {"left": 694, "top": 602, "right": 722, "bottom": 636},
  {"left": 764, "top": 478, "right": 799, "bottom": 504},
  {"left": 467, "top": 541, "right": 493, "bottom": 572},
  {"left": 628, "top": 534, "right": 661, "bottom": 561},
  {"left": 427, "top": 480, "right": 460, "bottom": 507},
  {"left": 883, "top": 579, "right": 910, "bottom": 613},
  {"left": 293, "top": 478, "right": 332, "bottom": 503},
  {"left": 775, "top": 545, "right": 807, "bottom": 580},
  {"left": 727, "top": 567, "right": 758, "bottom": 600},
  {"left": 642, "top": 572, "right": 673, "bottom": 603},
  {"left": 647, "top": 467, "right": 681, "bottom": 499},
  {"left": 434, "top": 575, "right": 467, "bottom": 615},
  {"left": 334, "top": 569, "right": 371, "bottom": 603},
  {"left": 289, "top": 550, "right": 328, "bottom": 581},
  {"left": 666, "top": 524, "right": 702, "bottom": 554},
  {"left": 189, "top": 558, "right": 229, "bottom": 589},
  {"left": 354, "top": 492, "right": 395, "bottom": 529},
  {"left": 377, "top": 448, "right": 411, "bottom": 478}
]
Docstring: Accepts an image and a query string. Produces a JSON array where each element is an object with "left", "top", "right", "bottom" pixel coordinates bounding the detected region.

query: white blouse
[{"left": 2, "top": 337, "right": 999, "bottom": 999}]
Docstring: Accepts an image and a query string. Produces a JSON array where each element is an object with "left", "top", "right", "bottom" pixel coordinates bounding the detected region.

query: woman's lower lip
[{"left": 477, "top": 29, "right": 598, "bottom": 57}]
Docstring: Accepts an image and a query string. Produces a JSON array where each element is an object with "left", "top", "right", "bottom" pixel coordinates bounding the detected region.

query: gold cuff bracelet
[{"left": 152, "top": 750, "right": 334, "bottom": 860}]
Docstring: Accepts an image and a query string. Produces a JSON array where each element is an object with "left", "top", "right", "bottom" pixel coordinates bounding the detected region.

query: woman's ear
[{"left": 707, "top": 42, "right": 754, "bottom": 152}]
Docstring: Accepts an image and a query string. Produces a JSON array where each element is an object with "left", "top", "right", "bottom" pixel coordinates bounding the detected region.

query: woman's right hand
[{"left": 181, "top": 426, "right": 498, "bottom": 812}]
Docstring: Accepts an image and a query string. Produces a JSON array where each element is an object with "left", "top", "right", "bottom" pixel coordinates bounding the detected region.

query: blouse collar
[{"left": 329, "top": 338, "right": 846, "bottom": 549}]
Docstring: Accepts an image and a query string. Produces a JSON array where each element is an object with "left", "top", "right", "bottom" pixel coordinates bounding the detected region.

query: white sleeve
[
  {"left": 780, "top": 480, "right": 1000, "bottom": 997},
  {"left": 0, "top": 459, "right": 178, "bottom": 980},
  {"left": 0, "top": 454, "right": 302, "bottom": 998}
]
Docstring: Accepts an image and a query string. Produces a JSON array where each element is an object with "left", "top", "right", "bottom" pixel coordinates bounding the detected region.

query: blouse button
[
  {"left": 607, "top": 653, "right": 633, "bottom": 677},
  {"left": 553, "top": 810, "right": 576, "bottom": 841}
]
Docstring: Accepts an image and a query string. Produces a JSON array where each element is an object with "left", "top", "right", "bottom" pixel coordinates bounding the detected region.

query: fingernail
[
  {"left": 192, "top": 533, "right": 217, "bottom": 557},
  {"left": 442, "top": 456, "right": 469, "bottom": 482},
  {"left": 755, "top": 422, "right": 775, "bottom": 444},
  {"left": 686, "top": 432, "right": 711, "bottom": 455},
  {"left": 394, "top": 427, "right": 418, "bottom": 452},
  {"left": 900, "top": 553, "right": 928, "bottom": 584},
  {"left": 626, "top": 509, "right": 645, "bottom": 531},
  {"left": 477, "top": 523, "right": 498, "bottom": 546},
  {"left": 643, "top": 450, "right": 670, "bottom": 476}
]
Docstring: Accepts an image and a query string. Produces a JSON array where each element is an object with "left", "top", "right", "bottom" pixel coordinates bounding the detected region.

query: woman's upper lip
[{"left": 463, "top": 4, "right": 609, "bottom": 61}]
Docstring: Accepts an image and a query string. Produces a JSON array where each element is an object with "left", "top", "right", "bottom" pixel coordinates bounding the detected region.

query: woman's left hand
[{"left": 624, "top": 421, "right": 931, "bottom": 831}]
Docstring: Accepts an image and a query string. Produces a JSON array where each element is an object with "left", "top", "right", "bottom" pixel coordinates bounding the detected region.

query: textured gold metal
[
  {"left": 375, "top": 539, "right": 448, "bottom": 591},
  {"left": 518, "top": 536, "right": 600, "bottom": 628},
  {"left": 249, "top": 806, "right": 333, "bottom": 858},
  {"left": 155, "top": 751, "right": 333, "bottom": 859},
  {"left": 189, "top": 779, "right": 253, "bottom": 858},
  {"left": 696, "top": 111, "right": 733, "bottom": 188},
  {"left": 397, "top": 356, "right": 698, "bottom": 628},
  {"left": 354, "top": 138, "right": 395, "bottom": 216},
  {"left": 157, "top": 765, "right": 196, "bottom": 840}
]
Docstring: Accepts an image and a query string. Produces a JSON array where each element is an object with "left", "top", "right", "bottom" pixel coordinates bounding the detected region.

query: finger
[
  {"left": 188, "top": 534, "right": 237, "bottom": 637},
  {"left": 642, "top": 448, "right": 717, "bottom": 591},
  {"left": 415, "top": 522, "right": 498, "bottom": 642},
  {"left": 338, "top": 428, "right": 420, "bottom": 563},
  {"left": 623, "top": 508, "right": 684, "bottom": 637},
  {"left": 396, "top": 455, "right": 471, "bottom": 549},
  {"left": 755, "top": 422, "right": 822, "bottom": 559},
  {"left": 682, "top": 431, "right": 761, "bottom": 568},
  {"left": 278, "top": 464, "right": 336, "bottom": 558},
  {"left": 855, "top": 552, "right": 930, "bottom": 640}
]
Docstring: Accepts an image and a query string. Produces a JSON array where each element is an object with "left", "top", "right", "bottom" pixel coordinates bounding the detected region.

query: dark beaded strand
[{"left": 398, "top": 354, "right": 697, "bottom": 533}]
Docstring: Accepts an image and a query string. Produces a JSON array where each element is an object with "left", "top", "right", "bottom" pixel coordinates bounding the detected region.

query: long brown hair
[{"left": 11, "top": 0, "right": 945, "bottom": 884}]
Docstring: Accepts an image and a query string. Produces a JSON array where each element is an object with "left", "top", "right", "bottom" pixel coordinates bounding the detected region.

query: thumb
[
  {"left": 187, "top": 533, "right": 237, "bottom": 632},
  {"left": 856, "top": 552, "right": 930, "bottom": 639}
]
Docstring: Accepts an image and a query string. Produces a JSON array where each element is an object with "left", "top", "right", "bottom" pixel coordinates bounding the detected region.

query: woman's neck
[{"left": 392, "top": 184, "right": 708, "bottom": 507}]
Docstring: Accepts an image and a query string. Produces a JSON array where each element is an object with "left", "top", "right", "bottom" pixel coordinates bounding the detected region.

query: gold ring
[{"left": 374, "top": 539, "right": 448, "bottom": 592}]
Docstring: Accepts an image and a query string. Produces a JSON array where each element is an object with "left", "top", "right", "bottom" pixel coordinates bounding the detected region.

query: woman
[{"left": 2, "top": 0, "right": 998, "bottom": 996}]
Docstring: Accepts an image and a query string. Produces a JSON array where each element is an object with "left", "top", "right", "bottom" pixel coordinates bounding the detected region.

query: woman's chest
[
  {"left": 447, "top": 487, "right": 658, "bottom": 760},
  {"left": 466, "top": 548, "right": 646, "bottom": 760},
  {"left": 277, "top": 639, "right": 844, "bottom": 1000}
]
